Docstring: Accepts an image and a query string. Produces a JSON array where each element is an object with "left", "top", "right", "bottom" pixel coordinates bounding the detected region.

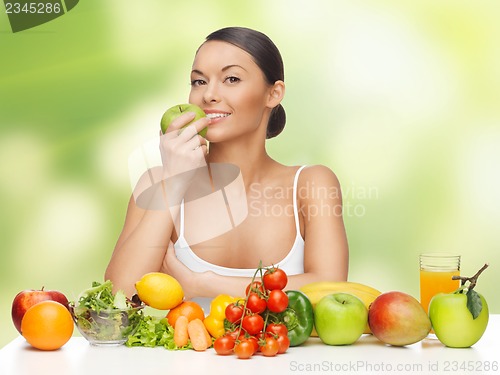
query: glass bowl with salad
[{"left": 70, "top": 280, "right": 144, "bottom": 346}]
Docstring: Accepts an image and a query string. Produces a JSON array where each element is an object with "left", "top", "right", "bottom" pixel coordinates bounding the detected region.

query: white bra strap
[
  {"left": 178, "top": 199, "right": 185, "bottom": 237},
  {"left": 293, "top": 166, "right": 307, "bottom": 234}
]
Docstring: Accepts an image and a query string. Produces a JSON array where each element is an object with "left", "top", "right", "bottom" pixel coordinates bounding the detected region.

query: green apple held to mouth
[
  {"left": 160, "top": 103, "right": 207, "bottom": 137},
  {"left": 314, "top": 292, "right": 368, "bottom": 345},
  {"left": 429, "top": 263, "right": 490, "bottom": 348}
]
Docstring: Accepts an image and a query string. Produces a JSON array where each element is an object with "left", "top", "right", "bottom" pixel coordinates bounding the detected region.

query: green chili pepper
[{"left": 280, "top": 290, "right": 314, "bottom": 346}]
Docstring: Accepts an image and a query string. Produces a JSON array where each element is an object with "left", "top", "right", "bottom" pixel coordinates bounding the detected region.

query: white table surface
[{"left": 1, "top": 315, "right": 498, "bottom": 375}]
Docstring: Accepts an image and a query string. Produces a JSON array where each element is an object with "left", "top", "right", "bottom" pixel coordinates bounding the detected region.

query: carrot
[
  {"left": 174, "top": 315, "right": 189, "bottom": 348},
  {"left": 187, "top": 318, "right": 211, "bottom": 351},
  {"left": 202, "top": 320, "right": 213, "bottom": 348}
]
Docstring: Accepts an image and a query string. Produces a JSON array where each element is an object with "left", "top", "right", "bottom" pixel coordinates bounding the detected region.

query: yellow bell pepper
[{"left": 203, "top": 294, "right": 242, "bottom": 338}]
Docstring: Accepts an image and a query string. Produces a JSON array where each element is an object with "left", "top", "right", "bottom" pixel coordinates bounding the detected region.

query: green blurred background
[{"left": 1, "top": 0, "right": 499, "bottom": 347}]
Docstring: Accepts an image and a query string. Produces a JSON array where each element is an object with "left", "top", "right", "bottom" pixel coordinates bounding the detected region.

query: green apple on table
[
  {"left": 160, "top": 103, "right": 207, "bottom": 136},
  {"left": 429, "top": 263, "right": 490, "bottom": 348},
  {"left": 314, "top": 292, "right": 368, "bottom": 345}
]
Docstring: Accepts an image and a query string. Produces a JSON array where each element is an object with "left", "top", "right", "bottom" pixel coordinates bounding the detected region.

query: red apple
[
  {"left": 11, "top": 287, "right": 69, "bottom": 334},
  {"left": 368, "top": 291, "right": 431, "bottom": 346}
]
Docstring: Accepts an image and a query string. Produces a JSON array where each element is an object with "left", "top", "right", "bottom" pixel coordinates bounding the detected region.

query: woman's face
[{"left": 189, "top": 40, "right": 275, "bottom": 142}]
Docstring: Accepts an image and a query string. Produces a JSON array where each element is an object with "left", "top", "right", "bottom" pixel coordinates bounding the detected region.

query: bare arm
[
  {"left": 105, "top": 114, "right": 210, "bottom": 296},
  {"left": 105, "top": 189, "right": 176, "bottom": 297},
  {"left": 299, "top": 164, "right": 349, "bottom": 281}
]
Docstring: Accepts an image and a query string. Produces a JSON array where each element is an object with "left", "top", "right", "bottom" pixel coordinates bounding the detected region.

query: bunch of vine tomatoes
[{"left": 213, "top": 266, "right": 291, "bottom": 359}]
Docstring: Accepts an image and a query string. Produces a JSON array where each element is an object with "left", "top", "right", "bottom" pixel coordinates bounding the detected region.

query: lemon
[{"left": 135, "top": 272, "right": 184, "bottom": 310}]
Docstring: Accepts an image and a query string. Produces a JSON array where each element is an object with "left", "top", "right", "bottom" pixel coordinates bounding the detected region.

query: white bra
[{"left": 173, "top": 166, "right": 306, "bottom": 277}]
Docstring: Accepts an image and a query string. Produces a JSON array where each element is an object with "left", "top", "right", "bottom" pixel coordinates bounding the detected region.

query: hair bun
[{"left": 266, "top": 104, "right": 286, "bottom": 139}]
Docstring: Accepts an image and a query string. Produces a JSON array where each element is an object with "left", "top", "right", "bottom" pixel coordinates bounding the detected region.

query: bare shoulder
[
  {"left": 294, "top": 165, "right": 343, "bottom": 208},
  {"left": 298, "top": 165, "right": 341, "bottom": 191},
  {"left": 132, "top": 166, "right": 163, "bottom": 197}
]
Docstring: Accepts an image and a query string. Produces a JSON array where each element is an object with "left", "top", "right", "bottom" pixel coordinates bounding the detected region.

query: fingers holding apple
[
  {"left": 159, "top": 104, "right": 211, "bottom": 181},
  {"left": 161, "top": 111, "right": 196, "bottom": 135},
  {"left": 160, "top": 103, "right": 208, "bottom": 137},
  {"left": 163, "top": 114, "right": 210, "bottom": 142}
]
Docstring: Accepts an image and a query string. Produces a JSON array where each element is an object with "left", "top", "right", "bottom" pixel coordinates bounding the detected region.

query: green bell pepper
[{"left": 280, "top": 290, "right": 314, "bottom": 346}]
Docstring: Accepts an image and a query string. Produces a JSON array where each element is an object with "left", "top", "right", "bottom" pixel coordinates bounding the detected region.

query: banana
[
  {"left": 300, "top": 281, "right": 382, "bottom": 300},
  {"left": 299, "top": 281, "right": 382, "bottom": 335}
]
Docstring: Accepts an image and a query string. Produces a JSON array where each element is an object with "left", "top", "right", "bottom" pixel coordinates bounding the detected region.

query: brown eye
[
  {"left": 224, "top": 76, "right": 240, "bottom": 84},
  {"left": 190, "top": 79, "right": 206, "bottom": 87}
]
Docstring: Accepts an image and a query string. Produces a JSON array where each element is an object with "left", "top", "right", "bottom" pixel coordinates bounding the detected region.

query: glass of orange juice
[{"left": 419, "top": 253, "right": 461, "bottom": 314}]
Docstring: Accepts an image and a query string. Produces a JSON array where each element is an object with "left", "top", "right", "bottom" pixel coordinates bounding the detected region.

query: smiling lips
[{"left": 206, "top": 112, "right": 231, "bottom": 119}]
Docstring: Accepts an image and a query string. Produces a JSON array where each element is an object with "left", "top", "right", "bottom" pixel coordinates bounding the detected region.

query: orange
[
  {"left": 166, "top": 301, "right": 205, "bottom": 327},
  {"left": 21, "top": 300, "right": 74, "bottom": 350}
]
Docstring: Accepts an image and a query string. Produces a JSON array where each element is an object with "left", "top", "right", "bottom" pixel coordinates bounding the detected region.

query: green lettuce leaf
[{"left": 125, "top": 316, "right": 192, "bottom": 350}]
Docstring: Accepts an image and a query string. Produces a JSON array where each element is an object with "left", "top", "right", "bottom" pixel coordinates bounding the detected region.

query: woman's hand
[
  {"left": 160, "top": 112, "right": 210, "bottom": 181},
  {"left": 163, "top": 242, "right": 201, "bottom": 300}
]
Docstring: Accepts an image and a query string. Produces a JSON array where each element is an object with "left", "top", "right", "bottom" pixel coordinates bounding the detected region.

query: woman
[{"left": 105, "top": 27, "right": 348, "bottom": 300}]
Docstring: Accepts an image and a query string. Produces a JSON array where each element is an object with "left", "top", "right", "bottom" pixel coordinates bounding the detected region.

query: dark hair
[{"left": 204, "top": 27, "right": 286, "bottom": 139}]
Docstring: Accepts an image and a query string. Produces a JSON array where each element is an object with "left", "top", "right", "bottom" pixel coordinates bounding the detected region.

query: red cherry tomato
[
  {"left": 260, "top": 336, "right": 280, "bottom": 357},
  {"left": 246, "top": 293, "right": 267, "bottom": 314},
  {"left": 226, "top": 329, "right": 240, "bottom": 340},
  {"left": 242, "top": 314, "right": 264, "bottom": 336},
  {"left": 276, "top": 333, "right": 290, "bottom": 354},
  {"left": 213, "top": 335, "right": 235, "bottom": 355},
  {"left": 225, "top": 303, "right": 244, "bottom": 324},
  {"left": 265, "top": 323, "right": 288, "bottom": 337},
  {"left": 267, "top": 289, "right": 289, "bottom": 313},
  {"left": 263, "top": 268, "right": 288, "bottom": 290},
  {"left": 239, "top": 333, "right": 259, "bottom": 354},
  {"left": 234, "top": 339, "right": 254, "bottom": 359},
  {"left": 246, "top": 281, "right": 265, "bottom": 296}
]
